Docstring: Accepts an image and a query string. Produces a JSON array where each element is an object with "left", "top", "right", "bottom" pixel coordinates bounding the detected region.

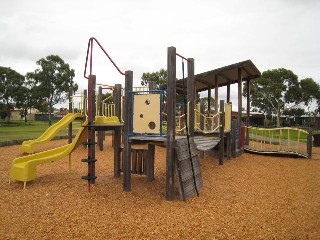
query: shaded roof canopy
[{"left": 175, "top": 59, "right": 261, "bottom": 93}]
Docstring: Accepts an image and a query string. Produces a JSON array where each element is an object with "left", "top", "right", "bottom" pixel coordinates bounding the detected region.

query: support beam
[
  {"left": 214, "top": 75, "right": 219, "bottom": 114},
  {"left": 166, "top": 47, "right": 176, "bottom": 201},
  {"left": 227, "top": 82, "right": 230, "bottom": 103},
  {"left": 237, "top": 68, "right": 243, "bottom": 149},
  {"left": 187, "top": 58, "right": 195, "bottom": 137},
  {"left": 219, "top": 100, "right": 225, "bottom": 165},
  {"left": 245, "top": 79, "right": 250, "bottom": 145},
  {"left": 114, "top": 84, "right": 122, "bottom": 177},
  {"left": 207, "top": 88, "right": 211, "bottom": 115},
  {"left": 68, "top": 87, "right": 73, "bottom": 144},
  {"left": 123, "top": 71, "right": 133, "bottom": 191},
  {"left": 98, "top": 86, "right": 103, "bottom": 150}
]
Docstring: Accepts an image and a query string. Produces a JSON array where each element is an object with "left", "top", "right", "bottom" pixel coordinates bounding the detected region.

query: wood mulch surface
[{"left": 1, "top": 136, "right": 320, "bottom": 239}]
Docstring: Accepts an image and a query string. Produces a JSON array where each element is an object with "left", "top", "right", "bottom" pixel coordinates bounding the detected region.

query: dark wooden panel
[{"left": 175, "top": 138, "right": 203, "bottom": 201}]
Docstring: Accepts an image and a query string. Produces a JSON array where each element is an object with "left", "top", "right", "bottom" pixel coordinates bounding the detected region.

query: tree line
[{"left": 0, "top": 55, "right": 78, "bottom": 125}]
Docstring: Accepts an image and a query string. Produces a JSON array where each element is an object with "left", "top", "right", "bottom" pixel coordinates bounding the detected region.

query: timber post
[
  {"left": 68, "top": 87, "right": 73, "bottom": 144},
  {"left": 237, "top": 67, "right": 243, "bottom": 149},
  {"left": 307, "top": 128, "right": 312, "bottom": 159},
  {"left": 166, "top": 46, "right": 176, "bottom": 200},
  {"left": 98, "top": 86, "right": 104, "bottom": 150},
  {"left": 187, "top": 58, "right": 195, "bottom": 137},
  {"left": 219, "top": 100, "right": 225, "bottom": 165},
  {"left": 123, "top": 71, "right": 133, "bottom": 191},
  {"left": 245, "top": 79, "right": 250, "bottom": 145},
  {"left": 231, "top": 119, "right": 237, "bottom": 157},
  {"left": 114, "top": 84, "right": 122, "bottom": 177}
]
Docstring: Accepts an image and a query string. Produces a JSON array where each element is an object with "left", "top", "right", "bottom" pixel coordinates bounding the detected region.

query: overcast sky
[{"left": 1, "top": 0, "right": 319, "bottom": 110}]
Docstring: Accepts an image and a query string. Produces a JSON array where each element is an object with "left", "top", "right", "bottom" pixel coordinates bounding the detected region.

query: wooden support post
[
  {"left": 208, "top": 89, "right": 211, "bottom": 115},
  {"left": 307, "top": 128, "right": 312, "bottom": 159},
  {"left": 98, "top": 86, "right": 104, "bottom": 151},
  {"left": 219, "top": 100, "right": 225, "bottom": 165},
  {"left": 245, "top": 79, "right": 250, "bottom": 145},
  {"left": 231, "top": 119, "right": 237, "bottom": 157},
  {"left": 237, "top": 68, "right": 243, "bottom": 149},
  {"left": 214, "top": 75, "right": 219, "bottom": 114},
  {"left": 226, "top": 132, "right": 231, "bottom": 159},
  {"left": 68, "top": 87, "right": 73, "bottom": 171},
  {"left": 123, "top": 71, "right": 133, "bottom": 191},
  {"left": 166, "top": 47, "right": 176, "bottom": 201},
  {"left": 147, "top": 144, "right": 155, "bottom": 181},
  {"left": 187, "top": 58, "right": 195, "bottom": 137},
  {"left": 227, "top": 82, "right": 230, "bottom": 103},
  {"left": 200, "top": 103, "right": 205, "bottom": 131},
  {"left": 114, "top": 84, "right": 122, "bottom": 177},
  {"left": 68, "top": 87, "right": 73, "bottom": 144},
  {"left": 86, "top": 75, "right": 96, "bottom": 184}
]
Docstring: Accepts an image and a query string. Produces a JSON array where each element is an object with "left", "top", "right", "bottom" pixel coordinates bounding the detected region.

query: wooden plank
[
  {"left": 68, "top": 87, "right": 73, "bottom": 144},
  {"left": 219, "top": 100, "right": 225, "bottom": 165},
  {"left": 98, "top": 86, "right": 104, "bottom": 151},
  {"left": 231, "top": 119, "right": 237, "bottom": 157},
  {"left": 147, "top": 144, "right": 155, "bottom": 181},
  {"left": 131, "top": 149, "right": 137, "bottom": 174},
  {"left": 307, "top": 129, "right": 312, "bottom": 158},
  {"left": 137, "top": 149, "right": 143, "bottom": 174},
  {"left": 214, "top": 75, "right": 219, "bottom": 115},
  {"left": 113, "top": 84, "right": 122, "bottom": 178},
  {"left": 187, "top": 58, "right": 195, "bottom": 137},
  {"left": 143, "top": 149, "right": 148, "bottom": 175},
  {"left": 166, "top": 47, "right": 176, "bottom": 201},
  {"left": 246, "top": 79, "right": 250, "bottom": 145},
  {"left": 237, "top": 67, "right": 242, "bottom": 149},
  {"left": 123, "top": 70, "right": 133, "bottom": 191}
]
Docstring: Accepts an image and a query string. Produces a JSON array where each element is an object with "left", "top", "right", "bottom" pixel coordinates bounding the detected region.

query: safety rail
[
  {"left": 104, "top": 104, "right": 116, "bottom": 117},
  {"left": 194, "top": 110, "right": 221, "bottom": 134},
  {"left": 68, "top": 92, "right": 86, "bottom": 115},
  {"left": 175, "top": 113, "right": 187, "bottom": 134},
  {"left": 243, "top": 126, "right": 312, "bottom": 158},
  {"left": 133, "top": 86, "right": 149, "bottom": 92}
]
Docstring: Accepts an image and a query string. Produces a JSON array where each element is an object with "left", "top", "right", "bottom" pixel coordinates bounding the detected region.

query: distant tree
[
  {"left": 0, "top": 67, "right": 25, "bottom": 122},
  {"left": 141, "top": 68, "right": 167, "bottom": 89},
  {"left": 27, "top": 55, "right": 78, "bottom": 125},
  {"left": 300, "top": 78, "right": 320, "bottom": 126},
  {"left": 197, "top": 97, "right": 215, "bottom": 114},
  {"left": 244, "top": 68, "right": 300, "bottom": 127},
  {"left": 14, "top": 78, "right": 41, "bottom": 123}
]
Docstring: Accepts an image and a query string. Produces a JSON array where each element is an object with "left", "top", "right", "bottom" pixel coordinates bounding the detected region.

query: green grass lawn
[{"left": 0, "top": 120, "right": 82, "bottom": 142}]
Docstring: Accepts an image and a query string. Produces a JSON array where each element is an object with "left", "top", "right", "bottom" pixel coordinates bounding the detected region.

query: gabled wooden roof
[{"left": 175, "top": 59, "right": 261, "bottom": 93}]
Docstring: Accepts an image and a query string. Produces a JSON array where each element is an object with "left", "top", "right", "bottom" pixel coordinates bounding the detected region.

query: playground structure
[{"left": 9, "top": 37, "right": 314, "bottom": 200}]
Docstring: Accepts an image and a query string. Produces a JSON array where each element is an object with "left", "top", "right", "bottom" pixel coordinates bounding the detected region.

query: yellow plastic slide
[
  {"left": 10, "top": 121, "right": 88, "bottom": 186},
  {"left": 22, "top": 113, "right": 83, "bottom": 153}
]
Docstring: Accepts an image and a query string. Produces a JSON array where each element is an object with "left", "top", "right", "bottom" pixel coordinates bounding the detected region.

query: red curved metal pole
[
  {"left": 84, "top": 37, "right": 127, "bottom": 79},
  {"left": 176, "top": 53, "right": 191, "bottom": 62}
]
